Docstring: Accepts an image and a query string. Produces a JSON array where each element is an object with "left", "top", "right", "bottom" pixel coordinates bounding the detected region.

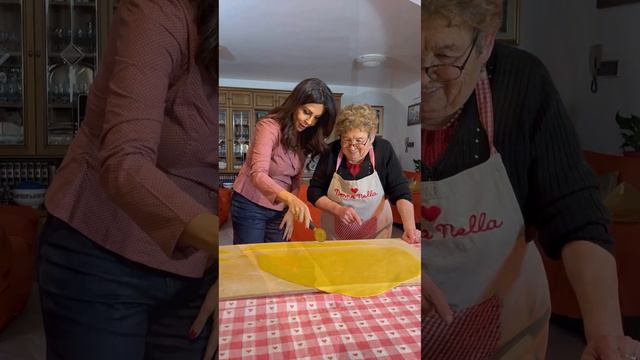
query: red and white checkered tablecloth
[{"left": 218, "top": 285, "right": 421, "bottom": 359}]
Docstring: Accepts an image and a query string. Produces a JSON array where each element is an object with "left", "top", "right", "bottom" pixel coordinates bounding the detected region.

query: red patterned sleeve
[{"left": 98, "top": 0, "right": 208, "bottom": 257}]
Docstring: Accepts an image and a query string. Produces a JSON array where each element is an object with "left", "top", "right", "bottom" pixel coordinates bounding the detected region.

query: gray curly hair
[
  {"left": 335, "top": 104, "right": 379, "bottom": 136},
  {"left": 422, "top": 0, "right": 503, "bottom": 33}
]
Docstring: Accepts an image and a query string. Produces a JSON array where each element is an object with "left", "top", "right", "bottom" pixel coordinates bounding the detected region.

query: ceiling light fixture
[{"left": 356, "top": 54, "right": 386, "bottom": 68}]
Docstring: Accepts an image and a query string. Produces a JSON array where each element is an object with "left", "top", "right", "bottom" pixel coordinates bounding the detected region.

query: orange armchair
[
  {"left": 391, "top": 171, "right": 421, "bottom": 228},
  {"left": 219, "top": 187, "right": 232, "bottom": 226},
  {"left": 291, "top": 184, "right": 321, "bottom": 241},
  {"left": 0, "top": 205, "right": 39, "bottom": 332},
  {"left": 540, "top": 151, "right": 640, "bottom": 318}
]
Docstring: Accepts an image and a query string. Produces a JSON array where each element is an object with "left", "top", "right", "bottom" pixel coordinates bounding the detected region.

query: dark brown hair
[
  {"left": 269, "top": 78, "right": 337, "bottom": 157},
  {"left": 194, "top": 0, "right": 217, "bottom": 77}
]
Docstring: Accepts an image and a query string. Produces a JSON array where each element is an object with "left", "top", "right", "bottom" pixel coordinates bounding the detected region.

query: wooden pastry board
[{"left": 219, "top": 238, "right": 420, "bottom": 300}]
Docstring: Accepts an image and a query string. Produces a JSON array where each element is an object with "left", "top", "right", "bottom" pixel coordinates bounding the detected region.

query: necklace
[
  {"left": 441, "top": 108, "right": 463, "bottom": 129},
  {"left": 424, "top": 108, "right": 463, "bottom": 130}
]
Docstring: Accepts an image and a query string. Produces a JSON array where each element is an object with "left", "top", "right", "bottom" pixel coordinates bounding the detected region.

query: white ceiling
[{"left": 220, "top": 0, "right": 421, "bottom": 89}]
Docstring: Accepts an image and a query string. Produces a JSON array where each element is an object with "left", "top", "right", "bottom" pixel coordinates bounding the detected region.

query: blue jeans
[
  {"left": 231, "top": 191, "right": 286, "bottom": 244},
  {"left": 37, "top": 216, "right": 216, "bottom": 360}
]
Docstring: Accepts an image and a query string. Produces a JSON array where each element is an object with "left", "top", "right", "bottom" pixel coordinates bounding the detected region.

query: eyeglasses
[
  {"left": 340, "top": 136, "right": 370, "bottom": 147},
  {"left": 423, "top": 33, "right": 479, "bottom": 83}
]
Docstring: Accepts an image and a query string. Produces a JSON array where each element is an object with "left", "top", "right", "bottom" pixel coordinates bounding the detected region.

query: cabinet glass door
[
  {"left": 231, "top": 109, "right": 250, "bottom": 171},
  {"left": 218, "top": 109, "right": 228, "bottom": 171},
  {"left": 0, "top": 0, "right": 25, "bottom": 147},
  {"left": 255, "top": 110, "right": 268, "bottom": 124},
  {"left": 44, "top": 0, "right": 98, "bottom": 146}
]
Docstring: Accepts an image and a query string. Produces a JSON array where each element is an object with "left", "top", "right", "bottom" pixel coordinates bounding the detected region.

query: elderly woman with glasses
[
  {"left": 307, "top": 103, "right": 420, "bottom": 243},
  {"left": 421, "top": 0, "right": 640, "bottom": 359}
]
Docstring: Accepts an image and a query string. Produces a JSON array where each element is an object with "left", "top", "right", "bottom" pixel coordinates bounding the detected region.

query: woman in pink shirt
[
  {"left": 36, "top": 0, "right": 218, "bottom": 359},
  {"left": 232, "top": 78, "right": 337, "bottom": 243}
]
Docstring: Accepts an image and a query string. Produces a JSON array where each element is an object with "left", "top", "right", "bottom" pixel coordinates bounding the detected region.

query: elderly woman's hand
[
  {"left": 582, "top": 334, "right": 640, "bottom": 360},
  {"left": 422, "top": 271, "right": 453, "bottom": 324},
  {"left": 402, "top": 228, "right": 421, "bottom": 244},
  {"left": 336, "top": 205, "right": 362, "bottom": 225}
]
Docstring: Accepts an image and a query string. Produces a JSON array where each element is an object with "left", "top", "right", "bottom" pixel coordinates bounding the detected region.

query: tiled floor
[
  {"left": 219, "top": 218, "right": 233, "bottom": 245},
  {"left": 0, "top": 286, "right": 45, "bottom": 360},
  {"left": 547, "top": 321, "right": 585, "bottom": 359}
]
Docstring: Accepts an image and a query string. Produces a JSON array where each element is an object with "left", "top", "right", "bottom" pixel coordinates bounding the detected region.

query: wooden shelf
[
  {"left": 47, "top": 103, "right": 73, "bottom": 109},
  {"left": 48, "top": 52, "right": 96, "bottom": 58},
  {"left": 0, "top": 102, "right": 23, "bottom": 108},
  {"left": 49, "top": 1, "right": 96, "bottom": 7}
]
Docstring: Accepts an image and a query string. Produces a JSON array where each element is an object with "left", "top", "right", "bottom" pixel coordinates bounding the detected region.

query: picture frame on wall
[
  {"left": 371, "top": 105, "right": 384, "bottom": 133},
  {"left": 597, "top": 0, "right": 640, "bottom": 8},
  {"left": 407, "top": 103, "right": 420, "bottom": 126},
  {"left": 496, "top": 0, "right": 520, "bottom": 45}
]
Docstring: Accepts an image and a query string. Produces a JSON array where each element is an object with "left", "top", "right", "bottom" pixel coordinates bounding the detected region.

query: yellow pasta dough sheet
[{"left": 242, "top": 240, "right": 420, "bottom": 297}]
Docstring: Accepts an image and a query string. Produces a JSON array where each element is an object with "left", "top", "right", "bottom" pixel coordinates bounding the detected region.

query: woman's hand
[
  {"left": 401, "top": 227, "right": 421, "bottom": 244},
  {"left": 279, "top": 191, "right": 312, "bottom": 227},
  {"left": 582, "top": 335, "right": 640, "bottom": 360},
  {"left": 190, "top": 280, "right": 218, "bottom": 360},
  {"left": 395, "top": 199, "right": 419, "bottom": 244},
  {"left": 562, "top": 241, "right": 636, "bottom": 360},
  {"left": 336, "top": 206, "right": 362, "bottom": 225},
  {"left": 279, "top": 209, "right": 294, "bottom": 241},
  {"left": 422, "top": 272, "right": 453, "bottom": 324}
]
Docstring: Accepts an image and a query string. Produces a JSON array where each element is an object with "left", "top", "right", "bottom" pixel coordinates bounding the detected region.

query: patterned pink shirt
[
  {"left": 45, "top": 0, "right": 217, "bottom": 278},
  {"left": 233, "top": 118, "right": 304, "bottom": 211}
]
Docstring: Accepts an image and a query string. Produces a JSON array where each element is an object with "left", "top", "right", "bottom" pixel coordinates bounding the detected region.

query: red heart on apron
[
  {"left": 350, "top": 187, "right": 358, "bottom": 193},
  {"left": 422, "top": 205, "right": 441, "bottom": 222}
]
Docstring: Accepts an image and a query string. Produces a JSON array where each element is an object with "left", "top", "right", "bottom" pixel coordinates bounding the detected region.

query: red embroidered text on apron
[
  {"left": 323, "top": 146, "right": 393, "bottom": 240},
  {"left": 421, "top": 70, "right": 550, "bottom": 359}
]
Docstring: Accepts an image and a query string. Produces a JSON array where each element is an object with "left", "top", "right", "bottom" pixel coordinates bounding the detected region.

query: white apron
[
  {"left": 322, "top": 147, "right": 393, "bottom": 240},
  {"left": 421, "top": 72, "right": 551, "bottom": 359}
]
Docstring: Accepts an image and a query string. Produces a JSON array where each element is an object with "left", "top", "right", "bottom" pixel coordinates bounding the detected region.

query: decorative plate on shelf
[{"left": 48, "top": 62, "right": 94, "bottom": 96}]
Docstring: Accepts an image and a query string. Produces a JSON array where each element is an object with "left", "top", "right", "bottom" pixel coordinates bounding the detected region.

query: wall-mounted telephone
[
  {"left": 405, "top": 137, "right": 414, "bottom": 153},
  {"left": 589, "top": 44, "right": 618, "bottom": 94},
  {"left": 590, "top": 45, "right": 602, "bottom": 77},
  {"left": 590, "top": 44, "right": 602, "bottom": 93}
]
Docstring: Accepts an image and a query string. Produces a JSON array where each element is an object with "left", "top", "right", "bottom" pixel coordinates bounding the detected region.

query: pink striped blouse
[
  {"left": 45, "top": 0, "right": 217, "bottom": 278},
  {"left": 233, "top": 118, "right": 305, "bottom": 211}
]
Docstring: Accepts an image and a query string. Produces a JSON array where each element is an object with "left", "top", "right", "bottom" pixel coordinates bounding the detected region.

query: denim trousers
[
  {"left": 230, "top": 191, "right": 287, "bottom": 244},
  {"left": 37, "top": 216, "right": 216, "bottom": 360}
]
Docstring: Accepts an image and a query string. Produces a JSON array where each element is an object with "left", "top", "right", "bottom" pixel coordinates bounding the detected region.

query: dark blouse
[
  {"left": 307, "top": 137, "right": 412, "bottom": 205},
  {"left": 422, "top": 43, "right": 612, "bottom": 259}
]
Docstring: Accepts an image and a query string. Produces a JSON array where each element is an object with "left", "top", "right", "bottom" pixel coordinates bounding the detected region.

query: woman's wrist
[
  {"left": 179, "top": 212, "right": 218, "bottom": 258},
  {"left": 316, "top": 196, "right": 342, "bottom": 217},
  {"left": 277, "top": 190, "right": 295, "bottom": 206},
  {"left": 402, "top": 222, "right": 417, "bottom": 232},
  {"left": 396, "top": 199, "right": 417, "bottom": 228}
]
